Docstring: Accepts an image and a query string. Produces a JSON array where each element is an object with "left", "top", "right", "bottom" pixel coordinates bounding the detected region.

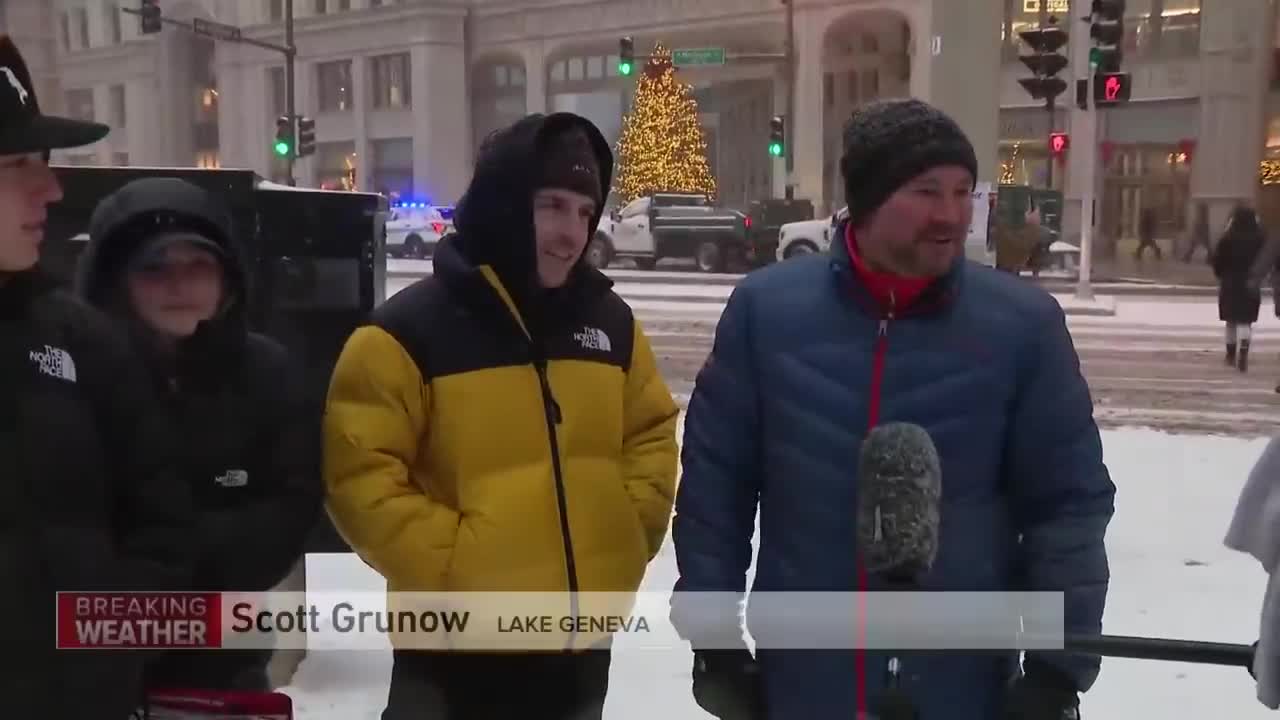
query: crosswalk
[{"left": 385, "top": 274, "right": 1280, "bottom": 437}]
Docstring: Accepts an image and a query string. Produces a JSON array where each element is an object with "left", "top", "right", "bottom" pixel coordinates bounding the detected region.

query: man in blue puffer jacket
[{"left": 671, "top": 98, "right": 1116, "bottom": 720}]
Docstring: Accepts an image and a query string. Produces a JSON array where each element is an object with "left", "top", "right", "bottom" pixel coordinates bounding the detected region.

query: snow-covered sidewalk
[{"left": 280, "top": 426, "right": 1279, "bottom": 719}]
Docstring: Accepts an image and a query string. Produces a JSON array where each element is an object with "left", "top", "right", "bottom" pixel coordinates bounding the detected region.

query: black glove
[
  {"left": 1004, "top": 657, "right": 1081, "bottom": 720},
  {"left": 691, "top": 649, "right": 764, "bottom": 720}
]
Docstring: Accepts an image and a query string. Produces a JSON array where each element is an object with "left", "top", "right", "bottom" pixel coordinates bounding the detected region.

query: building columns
[{"left": 524, "top": 42, "right": 547, "bottom": 115}]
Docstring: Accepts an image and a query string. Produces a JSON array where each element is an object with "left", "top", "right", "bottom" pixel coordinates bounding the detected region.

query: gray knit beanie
[{"left": 839, "top": 99, "right": 978, "bottom": 226}]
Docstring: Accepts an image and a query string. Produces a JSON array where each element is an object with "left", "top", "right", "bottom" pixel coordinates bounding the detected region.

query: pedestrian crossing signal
[{"left": 1093, "top": 72, "right": 1131, "bottom": 105}]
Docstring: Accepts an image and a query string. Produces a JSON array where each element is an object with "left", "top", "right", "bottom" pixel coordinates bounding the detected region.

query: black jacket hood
[
  {"left": 76, "top": 176, "right": 244, "bottom": 310},
  {"left": 449, "top": 112, "right": 614, "bottom": 302},
  {"left": 75, "top": 177, "right": 249, "bottom": 386}
]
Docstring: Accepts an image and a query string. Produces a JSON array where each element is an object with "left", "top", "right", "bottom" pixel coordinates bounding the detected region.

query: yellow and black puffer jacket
[{"left": 322, "top": 112, "right": 680, "bottom": 652}]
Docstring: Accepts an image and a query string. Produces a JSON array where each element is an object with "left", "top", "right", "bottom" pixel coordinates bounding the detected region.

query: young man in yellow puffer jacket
[{"left": 323, "top": 111, "right": 680, "bottom": 720}]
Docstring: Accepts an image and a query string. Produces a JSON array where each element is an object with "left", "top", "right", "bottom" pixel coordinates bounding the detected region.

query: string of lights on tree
[{"left": 613, "top": 43, "right": 718, "bottom": 204}]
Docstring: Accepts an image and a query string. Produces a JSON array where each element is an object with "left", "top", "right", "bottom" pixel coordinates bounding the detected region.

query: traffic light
[
  {"left": 1017, "top": 19, "right": 1069, "bottom": 104},
  {"left": 296, "top": 116, "right": 316, "bottom": 158},
  {"left": 1093, "top": 71, "right": 1132, "bottom": 105},
  {"left": 768, "top": 115, "right": 784, "bottom": 157},
  {"left": 618, "top": 37, "right": 634, "bottom": 76},
  {"left": 140, "top": 0, "right": 161, "bottom": 34},
  {"left": 1049, "top": 132, "right": 1070, "bottom": 157},
  {"left": 1089, "top": 0, "right": 1126, "bottom": 73},
  {"left": 273, "top": 115, "right": 293, "bottom": 157}
]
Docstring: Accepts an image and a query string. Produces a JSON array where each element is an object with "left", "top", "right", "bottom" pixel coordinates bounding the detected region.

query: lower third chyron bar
[{"left": 56, "top": 592, "right": 222, "bottom": 649}]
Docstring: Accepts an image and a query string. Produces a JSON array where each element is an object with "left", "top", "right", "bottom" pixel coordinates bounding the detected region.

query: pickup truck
[{"left": 587, "top": 192, "right": 752, "bottom": 273}]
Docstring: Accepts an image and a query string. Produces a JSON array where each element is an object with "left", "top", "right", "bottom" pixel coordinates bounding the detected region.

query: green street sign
[{"left": 672, "top": 47, "right": 726, "bottom": 67}]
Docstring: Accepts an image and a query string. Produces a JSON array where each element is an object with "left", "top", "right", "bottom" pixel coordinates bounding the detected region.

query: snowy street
[{"left": 388, "top": 272, "right": 1280, "bottom": 437}]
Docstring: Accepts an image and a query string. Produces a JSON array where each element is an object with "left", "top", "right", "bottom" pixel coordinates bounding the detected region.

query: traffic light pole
[
  {"left": 1077, "top": 70, "right": 1095, "bottom": 302},
  {"left": 1038, "top": 0, "right": 1053, "bottom": 190},
  {"left": 284, "top": 0, "right": 296, "bottom": 187},
  {"left": 783, "top": 0, "right": 795, "bottom": 200}
]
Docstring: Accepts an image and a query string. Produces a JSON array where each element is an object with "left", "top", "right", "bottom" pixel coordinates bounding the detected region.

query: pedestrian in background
[
  {"left": 1211, "top": 204, "right": 1265, "bottom": 372},
  {"left": 0, "top": 34, "right": 193, "bottom": 719},
  {"left": 76, "top": 176, "right": 322, "bottom": 694},
  {"left": 1135, "top": 208, "right": 1161, "bottom": 261}
]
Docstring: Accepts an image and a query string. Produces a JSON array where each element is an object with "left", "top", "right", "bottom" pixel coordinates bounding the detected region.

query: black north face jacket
[
  {"left": 0, "top": 268, "right": 194, "bottom": 719},
  {"left": 76, "top": 177, "right": 323, "bottom": 690}
]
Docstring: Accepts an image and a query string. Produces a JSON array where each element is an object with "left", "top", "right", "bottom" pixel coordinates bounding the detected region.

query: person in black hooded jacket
[{"left": 76, "top": 176, "right": 323, "bottom": 692}]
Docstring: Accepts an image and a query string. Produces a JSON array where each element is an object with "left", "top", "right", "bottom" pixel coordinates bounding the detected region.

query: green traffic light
[
  {"left": 768, "top": 142, "right": 783, "bottom": 157},
  {"left": 274, "top": 141, "right": 291, "bottom": 156},
  {"left": 618, "top": 62, "right": 632, "bottom": 76}
]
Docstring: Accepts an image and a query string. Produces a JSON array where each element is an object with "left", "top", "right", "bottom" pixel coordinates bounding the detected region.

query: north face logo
[
  {"left": 573, "top": 326, "right": 611, "bottom": 352},
  {"left": 30, "top": 345, "right": 76, "bottom": 382}
]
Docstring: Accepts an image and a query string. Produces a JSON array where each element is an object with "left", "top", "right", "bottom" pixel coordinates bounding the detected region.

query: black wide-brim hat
[{"left": 0, "top": 34, "right": 109, "bottom": 154}]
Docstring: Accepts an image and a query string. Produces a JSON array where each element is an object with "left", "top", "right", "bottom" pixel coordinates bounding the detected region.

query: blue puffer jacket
[{"left": 671, "top": 233, "right": 1116, "bottom": 719}]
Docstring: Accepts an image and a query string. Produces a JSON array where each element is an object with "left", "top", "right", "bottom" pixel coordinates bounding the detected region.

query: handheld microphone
[
  {"left": 855, "top": 422, "right": 942, "bottom": 584},
  {"left": 854, "top": 422, "right": 943, "bottom": 720}
]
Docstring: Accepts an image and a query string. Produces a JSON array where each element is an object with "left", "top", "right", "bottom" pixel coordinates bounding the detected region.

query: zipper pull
[{"left": 878, "top": 318, "right": 888, "bottom": 337}]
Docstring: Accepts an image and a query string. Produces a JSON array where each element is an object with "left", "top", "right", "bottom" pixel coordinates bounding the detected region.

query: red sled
[{"left": 143, "top": 688, "right": 293, "bottom": 720}]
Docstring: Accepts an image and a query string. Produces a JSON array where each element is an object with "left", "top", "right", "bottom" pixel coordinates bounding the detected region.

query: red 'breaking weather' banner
[{"left": 56, "top": 592, "right": 222, "bottom": 649}]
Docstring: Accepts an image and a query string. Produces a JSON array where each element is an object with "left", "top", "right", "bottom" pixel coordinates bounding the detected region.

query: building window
[
  {"left": 73, "top": 7, "right": 89, "bottom": 49},
  {"left": 317, "top": 60, "right": 353, "bottom": 112},
  {"left": 105, "top": 3, "right": 122, "bottom": 44},
  {"left": 110, "top": 85, "right": 126, "bottom": 127},
  {"left": 371, "top": 137, "right": 414, "bottom": 199},
  {"left": 267, "top": 67, "right": 286, "bottom": 117},
  {"left": 370, "top": 53, "right": 411, "bottom": 109},
  {"left": 65, "top": 89, "right": 95, "bottom": 122},
  {"left": 112, "top": 152, "right": 129, "bottom": 166},
  {"left": 59, "top": 12, "right": 71, "bottom": 52},
  {"left": 314, "top": 0, "right": 327, "bottom": 13},
  {"left": 267, "top": 0, "right": 283, "bottom": 22},
  {"left": 316, "top": 142, "right": 358, "bottom": 191}
]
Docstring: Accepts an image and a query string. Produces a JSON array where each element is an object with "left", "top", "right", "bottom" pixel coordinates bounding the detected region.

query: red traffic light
[{"left": 1049, "top": 132, "right": 1069, "bottom": 155}]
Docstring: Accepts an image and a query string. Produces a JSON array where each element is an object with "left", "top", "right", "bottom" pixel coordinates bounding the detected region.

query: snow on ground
[{"left": 280, "top": 421, "right": 1280, "bottom": 719}]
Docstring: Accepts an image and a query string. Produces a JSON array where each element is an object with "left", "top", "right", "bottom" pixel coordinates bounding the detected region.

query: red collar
[{"left": 844, "top": 224, "right": 932, "bottom": 314}]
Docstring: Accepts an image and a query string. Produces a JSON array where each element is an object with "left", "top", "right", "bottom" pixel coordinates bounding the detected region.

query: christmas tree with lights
[{"left": 613, "top": 44, "right": 717, "bottom": 204}]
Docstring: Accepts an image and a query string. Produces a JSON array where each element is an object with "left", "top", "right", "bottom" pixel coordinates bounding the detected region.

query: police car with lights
[{"left": 385, "top": 201, "right": 454, "bottom": 259}]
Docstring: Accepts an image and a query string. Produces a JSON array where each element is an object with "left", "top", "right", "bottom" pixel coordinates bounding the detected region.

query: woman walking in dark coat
[
  {"left": 75, "top": 177, "right": 323, "bottom": 693},
  {"left": 1212, "top": 204, "right": 1266, "bottom": 372}
]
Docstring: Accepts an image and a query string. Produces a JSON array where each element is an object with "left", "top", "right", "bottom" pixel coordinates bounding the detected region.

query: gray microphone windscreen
[{"left": 855, "top": 422, "right": 942, "bottom": 581}]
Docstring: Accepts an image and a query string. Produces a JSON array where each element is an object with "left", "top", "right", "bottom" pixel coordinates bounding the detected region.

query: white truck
[{"left": 587, "top": 192, "right": 754, "bottom": 273}]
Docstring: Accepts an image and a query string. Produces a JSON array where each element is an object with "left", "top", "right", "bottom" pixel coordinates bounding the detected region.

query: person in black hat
[
  {"left": 0, "top": 34, "right": 194, "bottom": 719},
  {"left": 672, "top": 98, "right": 1113, "bottom": 720},
  {"left": 323, "top": 112, "right": 679, "bottom": 719},
  {"left": 76, "top": 176, "right": 322, "bottom": 695}
]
